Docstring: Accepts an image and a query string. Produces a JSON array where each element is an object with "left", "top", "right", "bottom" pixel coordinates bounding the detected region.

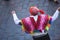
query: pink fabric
[
  {"left": 21, "top": 17, "right": 35, "bottom": 33},
  {"left": 21, "top": 14, "right": 49, "bottom": 33},
  {"left": 37, "top": 15, "right": 49, "bottom": 31}
]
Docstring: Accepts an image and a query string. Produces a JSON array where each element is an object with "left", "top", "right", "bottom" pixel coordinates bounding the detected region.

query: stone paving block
[
  {"left": 23, "top": 0, "right": 29, "bottom": 4},
  {"left": 22, "top": 4, "right": 28, "bottom": 9}
]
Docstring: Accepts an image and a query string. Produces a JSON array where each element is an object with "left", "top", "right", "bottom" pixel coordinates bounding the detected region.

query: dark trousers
[{"left": 33, "top": 34, "right": 50, "bottom": 40}]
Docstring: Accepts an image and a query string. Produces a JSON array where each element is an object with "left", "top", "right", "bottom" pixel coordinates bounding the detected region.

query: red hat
[{"left": 29, "top": 6, "right": 44, "bottom": 15}]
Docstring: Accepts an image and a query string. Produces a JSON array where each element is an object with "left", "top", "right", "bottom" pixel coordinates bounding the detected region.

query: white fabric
[
  {"left": 30, "top": 15, "right": 38, "bottom": 21},
  {"left": 34, "top": 15, "right": 38, "bottom": 21},
  {"left": 12, "top": 14, "right": 20, "bottom": 24},
  {"left": 31, "top": 32, "right": 47, "bottom": 37},
  {"left": 52, "top": 10, "right": 59, "bottom": 22}
]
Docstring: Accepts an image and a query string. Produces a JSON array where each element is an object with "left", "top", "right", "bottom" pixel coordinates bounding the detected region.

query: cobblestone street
[{"left": 0, "top": 0, "right": 60, "bottom": 40}]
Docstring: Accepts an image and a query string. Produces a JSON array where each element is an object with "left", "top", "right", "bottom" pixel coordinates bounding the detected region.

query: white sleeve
[
  {"left": 12, "top": 13, "right": 21, "bottom": 24},
  {"left": 52, "top": 10, "right": 60, "bottom": 22}
]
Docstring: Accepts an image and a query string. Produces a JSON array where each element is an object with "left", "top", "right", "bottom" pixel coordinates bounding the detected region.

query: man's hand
[
  {"left": 57, "top": 7, "right": 60, "bottom": 11},
  {"left": 11, "top": 10, "right": 16, "bottom": 14}
]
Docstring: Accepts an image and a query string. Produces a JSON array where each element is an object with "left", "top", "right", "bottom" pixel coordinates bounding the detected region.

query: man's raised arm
[
  {"left": 11, "top": 11, "right": 22, "bottom": 25},
  {"left": 52, "top": 7, "right": 60, "bottom": 22}
]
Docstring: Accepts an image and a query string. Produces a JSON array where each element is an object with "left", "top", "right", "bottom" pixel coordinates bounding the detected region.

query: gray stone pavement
[{"left": 0, "top": 0, "right": 60, "bottom": 40}]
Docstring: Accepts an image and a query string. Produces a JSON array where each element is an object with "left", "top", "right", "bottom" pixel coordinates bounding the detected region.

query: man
[{"left": 11, "top": 6, "right": 60, "bottom": 40}]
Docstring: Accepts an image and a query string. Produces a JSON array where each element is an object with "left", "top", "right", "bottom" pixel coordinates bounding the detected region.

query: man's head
[{"left": 29, "top": 6, "right": 39, "bottom": 16}]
